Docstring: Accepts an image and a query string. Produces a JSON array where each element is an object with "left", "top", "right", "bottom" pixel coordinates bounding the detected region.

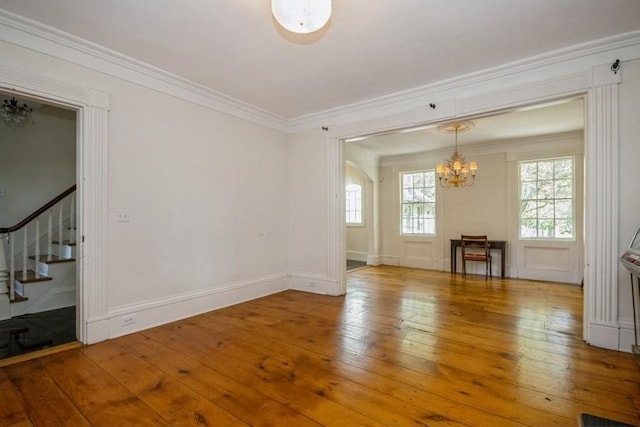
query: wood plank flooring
[{"left": 1, "top": 266, "right": 639, "bottom": 426}]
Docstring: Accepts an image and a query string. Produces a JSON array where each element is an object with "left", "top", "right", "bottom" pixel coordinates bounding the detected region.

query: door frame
[
  {"left": 328, "top": 64, "right": 623, "bottom": 351},
  {"left": 0, "top": 64, "right": 110, "bottom": 345}
]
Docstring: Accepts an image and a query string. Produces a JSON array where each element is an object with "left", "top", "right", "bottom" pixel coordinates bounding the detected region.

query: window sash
[
  {"left": 401, "top": 170, "right": 436, "bottom": 235},
  {"left": 346, "top": 184, "right": 362, "bottom": 225},
  {"left": 519, "top": 157, "right": 574, "bottom": 239}
]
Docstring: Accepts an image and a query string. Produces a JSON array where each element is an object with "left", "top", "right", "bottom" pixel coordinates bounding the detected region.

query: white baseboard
[
  {"left": 618, "top": 319, "right": 637, "bottom": 353},
  {"left": 381, "top": 255, "right": 401, "bottom": 266},
  {"left": 288, "top": 273, "right": 340, "bottom": 296},
  {"left": 366, "top": 255, "right": 382, "bottom": 266},
  {"left": 104, "top": 273, "right": 289, "bottom": 340},
  {"left": 587, "top": 321, "right": 620, "bottom": 350}
]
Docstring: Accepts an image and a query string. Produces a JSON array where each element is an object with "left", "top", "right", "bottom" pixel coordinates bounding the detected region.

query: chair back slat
[{"left": 460, "top": 235, "right": 492, "bottom": 278}]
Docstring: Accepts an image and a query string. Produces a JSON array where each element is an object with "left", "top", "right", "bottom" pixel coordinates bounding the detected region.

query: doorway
[
  {"left": 0, "top": 92, "right": 79, "bottom": 360},
  {"left": 342, "top": 97, "right": 585, "bottom": 286},
  {"left": 345, "top": 161, "right": 375, "bottom": 272}
]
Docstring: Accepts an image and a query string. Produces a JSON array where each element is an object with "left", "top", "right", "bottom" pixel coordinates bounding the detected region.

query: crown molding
[
  {"left": 0, "top": 10, "right": 289, "bottom": 132},
  {"left": 288, "top": 31, "right": 640, "bottom": 134},
  {"left": 2, "top": 9, "right": 639, "bottom": 136}
]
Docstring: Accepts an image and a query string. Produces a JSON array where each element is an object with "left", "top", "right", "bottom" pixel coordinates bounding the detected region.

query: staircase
[{"left": 0, "top": 186, "right": 76, "bottom": 321}]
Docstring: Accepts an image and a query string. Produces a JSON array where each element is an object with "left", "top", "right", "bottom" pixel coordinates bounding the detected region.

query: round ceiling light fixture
[{"left": 272, "top": 0, "right": 332, "bottom": 34}]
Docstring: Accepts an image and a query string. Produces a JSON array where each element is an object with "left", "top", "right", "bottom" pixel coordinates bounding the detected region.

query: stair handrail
[{"left": 0, "top": 185, "right": 76, "bottom": 234}]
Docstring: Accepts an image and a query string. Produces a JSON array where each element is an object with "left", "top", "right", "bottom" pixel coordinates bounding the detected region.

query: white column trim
[
  {"left": 583, "top": 81, "right": 621, "bottom": 350},
  {"left": 78, "top": 102, "right": 110, "bottom": 344},
  {"left": 326, "top": 134, "right": 344, "bottom": 295},
  {"left": 328, "top": 64, "right": 626, "bottom": 350}
]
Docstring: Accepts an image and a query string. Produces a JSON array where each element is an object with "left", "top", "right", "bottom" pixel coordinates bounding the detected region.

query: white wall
[
  {"left": 287, "top": 129, "right": 328, "bottom": 277},
  {"left": 0, "top": 105, "right": 76, "bottom": 226},
  {"left": 344, "top": 143, "right": 381, "bottom": 265},
  {"left": 377, "top": 151, "right": 509, "bottom": 272},
  {"left": 107, "top": 83, "right": 288, "bottom": 308},
  {"left": 287, "top": 38, "right": 640, "bottom": 350},
  {"left": 345, "top": 164, "right": 368, "bottom": 261},
  {"left": 1, "top": 38, "right": 290, "bottom": 339},
  {"left": 2, "top": 14, "right": 640, "bottom": 351},
  {"left": 374, "top": 133, "right": 582, "bottom": 281},
  {"left": 617, "top": 59, "right": 640, "bottom": 333}
]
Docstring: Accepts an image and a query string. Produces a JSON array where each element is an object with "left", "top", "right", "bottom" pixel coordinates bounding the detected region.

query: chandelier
[
  {"left": 272, "top": 0, "right": 332, "bottom": 34},
  {"left": 0, "top": 97, "right": 33, "bottom": 129},
  {"left": 436, "top": 122, "right": 477, "bottom": 188}
]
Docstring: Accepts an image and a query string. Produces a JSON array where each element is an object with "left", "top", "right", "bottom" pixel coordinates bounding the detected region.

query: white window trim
[
  {"left": 345, "top": 183, "right": 363, "bottom": 226},
  {"left": 400, "top": 169, "right": 437, "bottom": 236},
  {"left": 518, "top": 156, "right": 576, "bottom": 242}
]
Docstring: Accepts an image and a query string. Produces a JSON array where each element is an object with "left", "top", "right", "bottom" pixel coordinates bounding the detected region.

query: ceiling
[
  {"left": 349, "top": 97, "right": 585, "bottom": 158},
  {"left": 0, "top": 0, "right": 639, "bottom": 121}
]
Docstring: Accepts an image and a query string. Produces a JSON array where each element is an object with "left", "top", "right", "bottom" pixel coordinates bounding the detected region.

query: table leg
[{"left": 451, "top": 242, "right": 456, "bottom": 274}]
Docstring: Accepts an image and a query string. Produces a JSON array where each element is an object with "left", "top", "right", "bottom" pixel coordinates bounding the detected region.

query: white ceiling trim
[
  {"left": 288, "top": 30, "right": 640, "bottom": 134},
  {"left": 2, "top": 8, "right": 639, "bottom": 136},
  {"left": 0, "top": 10, "right": 289, "bottom": 132}
]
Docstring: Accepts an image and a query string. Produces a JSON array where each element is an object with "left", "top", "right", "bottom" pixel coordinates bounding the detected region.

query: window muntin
[
  {"left": 345, "top": 183, "right": 362, "bottom": 224},
  {"left": 519, "top": 157, "right": 574, "bottom": 239},
  {"left": 401, "top": 170, "right": 436, "bottom": 235}
]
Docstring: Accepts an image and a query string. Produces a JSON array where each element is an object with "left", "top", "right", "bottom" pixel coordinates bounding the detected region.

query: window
[
  {"left": 401, "top": 170, "right": 436, "bottom": 234},
  {"left": 519, "top": 157, "right": 574, "bottom": 239},
  {"left": 345, "top": 183, "right": 362, "bottom": 224}
]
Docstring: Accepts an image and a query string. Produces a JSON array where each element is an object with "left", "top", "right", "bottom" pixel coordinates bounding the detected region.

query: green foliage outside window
[{"left": 520, "top": 157, "right": 574, "bottom": 239}]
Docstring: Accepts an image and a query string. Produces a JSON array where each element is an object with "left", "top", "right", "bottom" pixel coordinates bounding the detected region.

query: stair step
[
  {"left": 52, "top": 240, "right": 77, "bottom": 246},
  {"left": 30, "top": 255, "right": 75, "bottom": 264},
  {"left": 13, "top": 270, "right": 52, "bottom": 283}
]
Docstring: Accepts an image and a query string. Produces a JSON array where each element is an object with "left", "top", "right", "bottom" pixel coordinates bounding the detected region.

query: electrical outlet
[
  {"left": 121, "top": 314, "right": 136, "bottom": 326},
  {"left": 115, "top": 209, "right": 130, "bottom": 222}
]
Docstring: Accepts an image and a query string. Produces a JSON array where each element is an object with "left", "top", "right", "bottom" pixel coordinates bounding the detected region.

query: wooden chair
[{"left": 461, "top": 235, "right": 492, "bottom": 279}]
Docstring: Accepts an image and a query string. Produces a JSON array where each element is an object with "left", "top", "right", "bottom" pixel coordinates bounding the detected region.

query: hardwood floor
[{"left": 1, "top": 266, "right": 639, "bottom": 426}]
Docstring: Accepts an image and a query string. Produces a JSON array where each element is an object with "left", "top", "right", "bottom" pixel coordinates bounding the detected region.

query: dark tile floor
[
  {"left": 346, "top": 259, "right": 367, "bottom": 271},
  {"left": 0, "top": 306, "right": 76, "bottom": 360}
]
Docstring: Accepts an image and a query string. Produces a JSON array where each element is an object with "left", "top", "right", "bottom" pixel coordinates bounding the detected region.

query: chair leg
[{"left": 462, "top": 260, "right": 466, "bottom": 276}]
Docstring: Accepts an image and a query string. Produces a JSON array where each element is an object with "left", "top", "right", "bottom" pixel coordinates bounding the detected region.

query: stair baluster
[
  {"left": 34, "top": 219, "right": 40, "bottom": 279},
  {"left": 70, "top": 194, "right": 75, "bottom": 244},
  {"left": 0, "top": 185, "right": 76, "bottom": 305},
  {"left": 47, "top": 210, "right": 53, "bottom": 262},
  {"left": 22, "top": 225, "right": 28, "bottom": 281},
  {"left": 9, "top": 232, "right": 15, "bottom": 300},
  {"left": 58, "top": 205, "right": 63, "bottom": 257}
]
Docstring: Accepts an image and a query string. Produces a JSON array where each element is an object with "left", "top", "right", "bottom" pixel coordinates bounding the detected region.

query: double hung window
[
  {"left": 519, "top": 157, "right": 574, "bottom": 239},
  {"left": 401, "top": 170, "right": 436, "bottom": 235}
]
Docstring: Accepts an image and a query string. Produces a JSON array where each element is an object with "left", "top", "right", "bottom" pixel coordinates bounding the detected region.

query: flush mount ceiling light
[{"left": 272, "top": 0, "right": 332, "bottom": 34}]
